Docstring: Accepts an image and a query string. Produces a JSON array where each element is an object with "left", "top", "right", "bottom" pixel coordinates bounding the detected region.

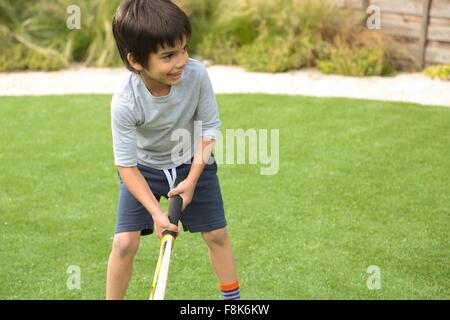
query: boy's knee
[
  {"left": 112, "top": 232, "right": 140, "bottom": 258},
  {"left": 202, "top": 228, "right": 229, "bottom": 247}
]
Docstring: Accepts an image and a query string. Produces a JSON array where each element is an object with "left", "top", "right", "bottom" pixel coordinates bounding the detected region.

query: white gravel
[{"left": 0, "top": 63, "right": 449, "bottom": 107}]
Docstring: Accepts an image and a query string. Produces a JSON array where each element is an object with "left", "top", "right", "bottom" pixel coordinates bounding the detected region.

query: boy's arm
[
  {"left": 186, "top": 137, "right": 216, "bottom": 184},
  {"left": 167, "top": 137, "right": 215, "bottom": 210},
  {"left": 167, "top": 66, "right": 220, "bottom": 207},
  {"left": 118, "top": 166, "right": 179, "bottom": 237},
  {"left": 111, "top": 95, "right": 178, "bottom": 236},
  {"left": 186, "top": 63, "right": 221, "bottom": 183},
  {"left": 117, "top": 166, "right": 165, "bottom": 217}
]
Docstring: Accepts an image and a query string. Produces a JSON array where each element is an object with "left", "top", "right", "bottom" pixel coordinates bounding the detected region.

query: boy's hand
[
  {"left": 167, "top": 178, "right": 196, "bottom": 211},
  {"left": 153, "top": 213, "right": 179, "bottom": 240}
]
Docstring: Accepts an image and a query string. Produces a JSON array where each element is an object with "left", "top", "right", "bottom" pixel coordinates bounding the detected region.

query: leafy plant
[
  {"left": 317, "top": 23, "right": 398, "bottom": 77},
  {"left": 173, "top": 0, "right": 224, "bottom": 55},
  {"left": 0, "top": 0, "right": 122, "bottom": 71},
  {"left": 0, "top": 0, "right": 70, "bottom": 67},
  {"left": 318, "top": 44, "right": 395, "bottom": 77},
  {"left": 194, "top": 0, "right": 391, "bottom": 74},
  {"left": 72, "top": 0, "right": 122, "bottom": 67},
  {"left": 0, "top": 41, "right": 63, "bottom": 71},
  {"left": 236, "top": 31, "right": 321, "bottom": 72},
  {"left": 198, "top": 32, "right": 240, "bottom": 64},
  {"left": 0, "top": 0, "right": 401, "bottom": 74},
  {"left": 423, "top": 64, "right": 450, "bottom": 81}
]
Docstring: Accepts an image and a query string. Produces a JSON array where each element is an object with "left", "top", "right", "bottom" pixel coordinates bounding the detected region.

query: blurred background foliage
[
  {"left": 176, "top": 0, "right": 398, "bottom": 75},
  {"left": 0, "top": 0, "right": 122, "bottom": 71},
  {"left": 0, "top": 0, "right": 417, "bottom": 76},
  {"left": 423, "top": 64, "right": 450, "bottom": 81}
]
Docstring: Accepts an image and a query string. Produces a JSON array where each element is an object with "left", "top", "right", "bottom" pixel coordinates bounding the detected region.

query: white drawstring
[{"left": 163, "top": 167, "right": 177, "bottom": 191}]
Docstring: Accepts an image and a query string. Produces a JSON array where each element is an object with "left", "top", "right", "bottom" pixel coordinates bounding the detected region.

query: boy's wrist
[
  {"left": 185, "top": 175, "right": 199, "bottom": 185},
  {"left": 149, "top": 207, "right": 165, "bottom": 218}
]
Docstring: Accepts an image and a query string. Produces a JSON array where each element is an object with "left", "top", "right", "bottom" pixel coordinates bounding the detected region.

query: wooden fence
[{"left": 336, "top": 0, "right": 450, "bottom": 68}]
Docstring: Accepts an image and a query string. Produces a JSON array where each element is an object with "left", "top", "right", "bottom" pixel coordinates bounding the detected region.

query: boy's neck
[{"left": 140, "top": 72, "right": 171, "bottom": 97}]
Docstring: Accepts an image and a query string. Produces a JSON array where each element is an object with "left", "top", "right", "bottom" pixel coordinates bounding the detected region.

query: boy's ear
[{"left": 127, "top": 53, "right": 143, "bottom": 72}]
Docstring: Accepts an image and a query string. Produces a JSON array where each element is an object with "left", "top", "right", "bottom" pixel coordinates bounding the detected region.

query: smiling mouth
[{"left": 168, "top": 71, "right": 183, "bottom": 77}]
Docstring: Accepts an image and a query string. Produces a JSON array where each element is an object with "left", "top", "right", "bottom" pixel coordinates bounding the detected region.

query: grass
[{"left": 0, "top": 94, "right": 449, "bottom": 300}]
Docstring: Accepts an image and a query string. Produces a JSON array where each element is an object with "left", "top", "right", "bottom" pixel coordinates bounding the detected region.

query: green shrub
[
  {"left": 69, "top": 30, "right": 92, "bottom": 62},
  {"left": 0, "top": 43, "right": 63, "bottom": 72},
  {"left": 192, "top": 0, "right": 260, "bottom": 64},
  {"left": 0, "top": 0, "right": 399, "bottom": 74},
  {"left": 196, "top": 33, "right": 240, "bottom": 65},
  {"left": 236, "top": 31, "right": 321, "bottom": 72},
  {"left": 318, "top": 42, "right": 395, "bottom": 77},
  {"left": 26, "top": 49, "right": 64, "bottom": 71},
  {"left": 174, "top": 0, "right": 242, "bottom": 57},
  {"left": 194, "top": 0, "right": 394, "bottom": 74},
  {"left": 0, "top": 0, "right": 122, "bottom": 69},
  {"left": 0, "top": 0, "right": 70, "bottom": 68},
  {"left": 236, "top": 36, "right": 291, "bottom": 72},
  {"left": 423, "top": 65, "right": 450, "bottom": 81}
]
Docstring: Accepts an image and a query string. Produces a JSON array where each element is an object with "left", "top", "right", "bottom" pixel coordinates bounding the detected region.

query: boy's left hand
[{"left": 167, "top": 178, "right": 196, "bottom": 211}]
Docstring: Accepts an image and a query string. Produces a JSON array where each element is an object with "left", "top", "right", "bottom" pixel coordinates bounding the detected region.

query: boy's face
[{"left": 128, "top": 36, "right": 189, "bottom": 88}]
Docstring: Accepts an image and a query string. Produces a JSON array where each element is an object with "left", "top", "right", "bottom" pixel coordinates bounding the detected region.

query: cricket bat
[{"left": 149, "top": 194, "right": 183, "bottom": 300}]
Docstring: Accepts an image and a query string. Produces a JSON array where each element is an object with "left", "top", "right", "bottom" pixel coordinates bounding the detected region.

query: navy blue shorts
[{"left": 115, "top": 156, "right": 227, "bottom": 236}]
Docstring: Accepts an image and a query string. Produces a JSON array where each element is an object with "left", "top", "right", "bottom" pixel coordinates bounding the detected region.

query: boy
[{"left": 107, "top": 0, "right": 240, "bottom": 300}]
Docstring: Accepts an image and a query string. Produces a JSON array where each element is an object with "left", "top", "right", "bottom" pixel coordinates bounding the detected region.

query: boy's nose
[
  {"left": 176, "top": 56, "right": 188, "bottom": 70},
  {"left": 175, "top": 63, "right": 186, "bottom": 71}
]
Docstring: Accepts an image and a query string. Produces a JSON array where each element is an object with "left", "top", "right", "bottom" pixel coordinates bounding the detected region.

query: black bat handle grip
[
  {"left": 168, "top": 195, "right": 183, "bottom": 225},
  {"left": 161, "top": 195, "right": 183, "bottom": 238}
]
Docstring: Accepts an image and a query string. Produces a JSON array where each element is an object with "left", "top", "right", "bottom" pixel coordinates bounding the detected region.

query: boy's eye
[{"left": 163, "top": 45, "right": 188, "bottom": 60}]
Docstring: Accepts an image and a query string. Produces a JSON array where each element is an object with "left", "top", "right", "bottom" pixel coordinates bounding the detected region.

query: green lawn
[{"left": 0, "top": 94, "right": 449, "bottom": 300}]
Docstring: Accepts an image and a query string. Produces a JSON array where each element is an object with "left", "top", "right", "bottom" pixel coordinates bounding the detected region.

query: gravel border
[{"left": 1, "top": 63, "right": 449, "bottom": 107}]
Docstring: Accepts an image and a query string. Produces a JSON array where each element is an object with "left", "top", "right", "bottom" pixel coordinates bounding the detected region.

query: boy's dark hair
[{"left": 112, "top": 0, "right": 192, "bottom": 73}]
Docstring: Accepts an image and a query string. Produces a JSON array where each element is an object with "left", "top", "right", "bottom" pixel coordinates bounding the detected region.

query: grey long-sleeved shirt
[{"left": 111, "top": 58, "right": 221, "bottom": 170}]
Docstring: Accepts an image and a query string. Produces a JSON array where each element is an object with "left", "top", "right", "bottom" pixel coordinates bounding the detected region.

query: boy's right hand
[{"left": 153, "top": 213, "right": 179, "bottom": 240}]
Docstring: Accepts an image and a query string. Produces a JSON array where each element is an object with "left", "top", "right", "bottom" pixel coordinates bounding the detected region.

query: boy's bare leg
[
  {"left": 106, "top": 231, "right": 141, "bottom": 300},
  {"left": 201, "top": 228, "right": 238, "bottom": 284}
]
